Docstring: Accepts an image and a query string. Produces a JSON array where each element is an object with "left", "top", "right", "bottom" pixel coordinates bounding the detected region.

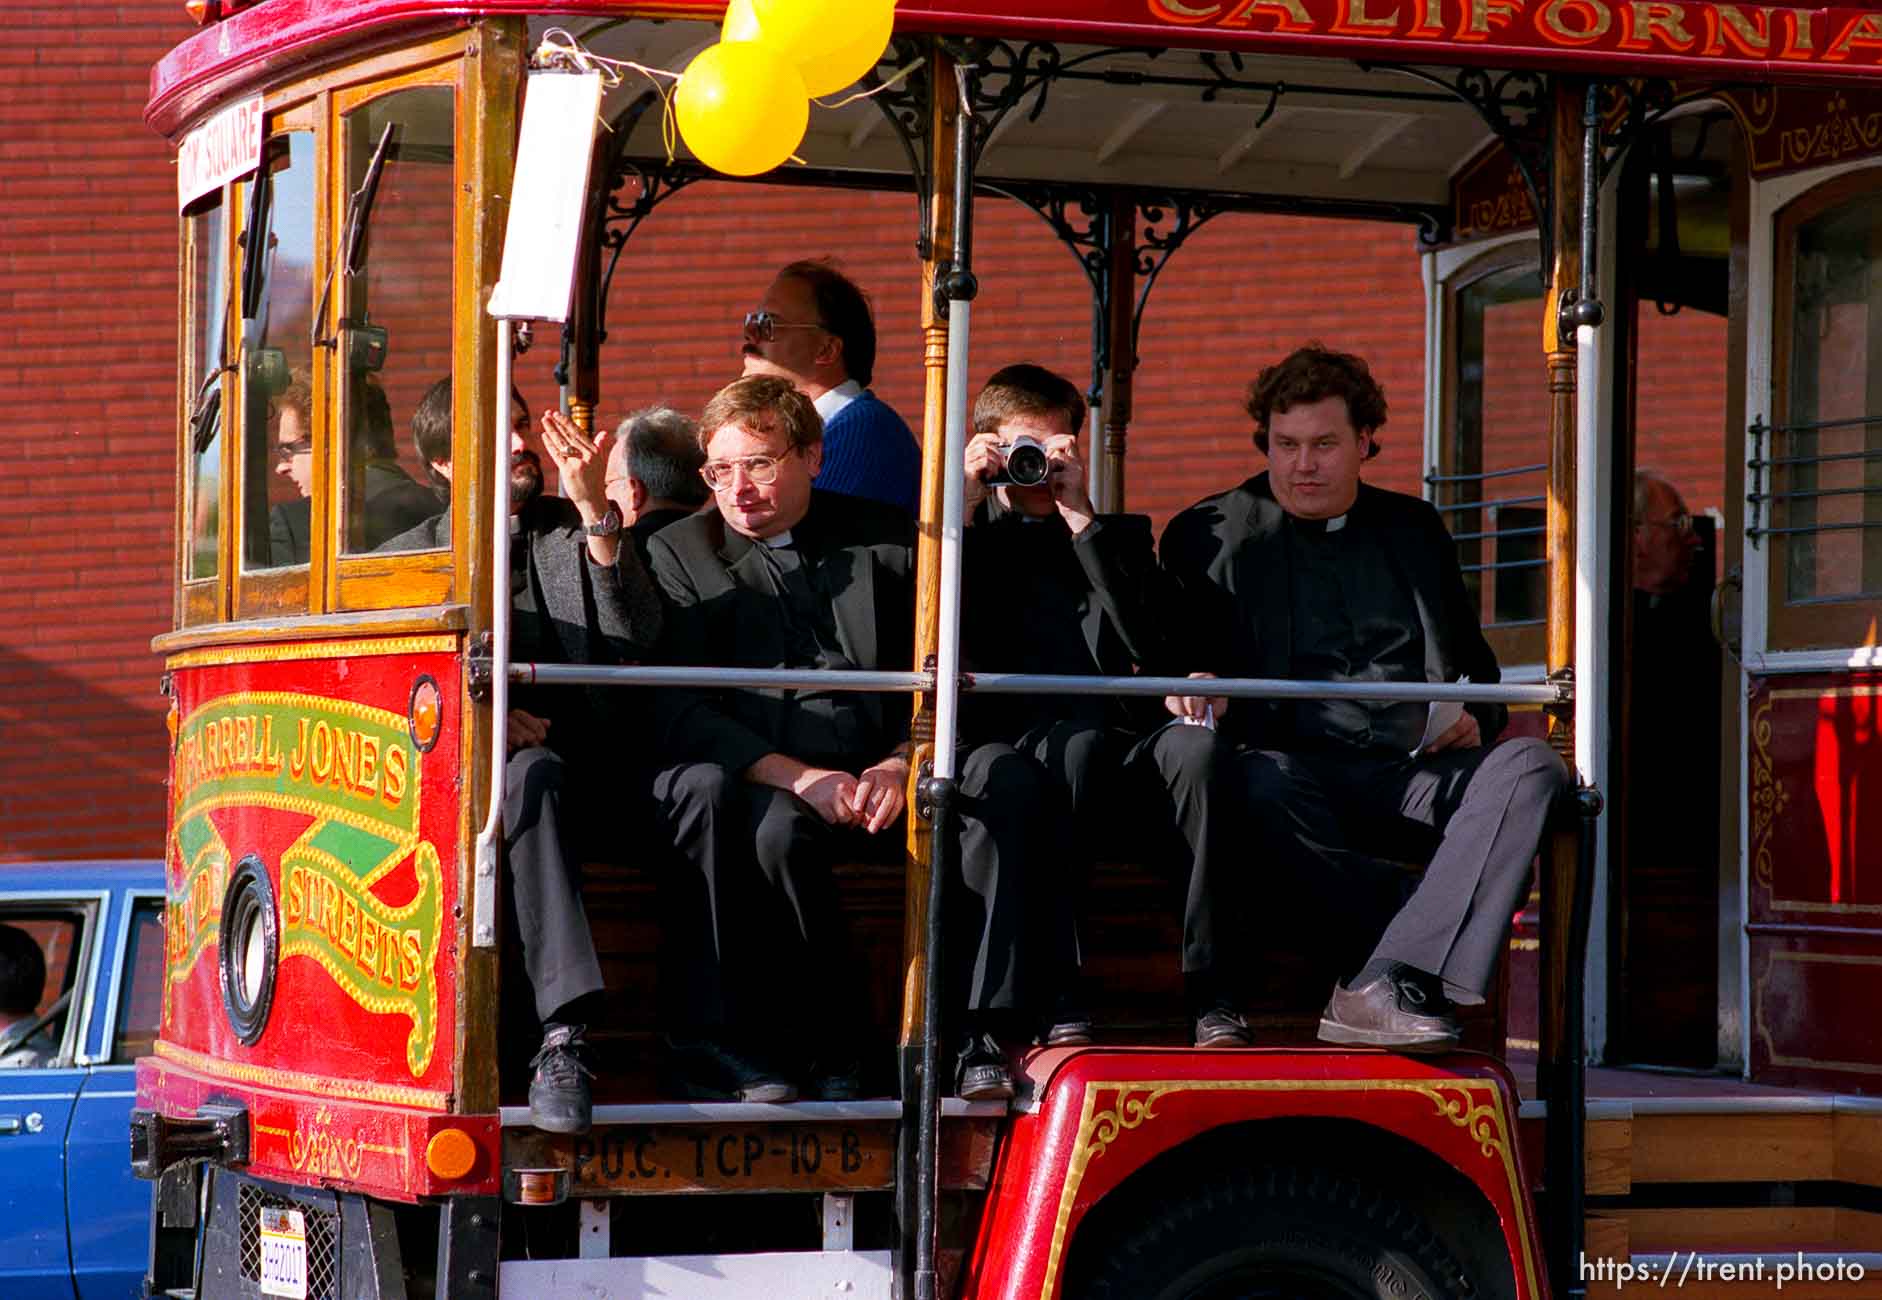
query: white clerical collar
[
  {"left": 1326, "top": 513, "right": 1348, "bottom": 532},
  {"left": 761, "top": 529, "right": 795, "bottom": 548},
  {"left": 813, "top": 380, "right": 864, "bottom": 421}
]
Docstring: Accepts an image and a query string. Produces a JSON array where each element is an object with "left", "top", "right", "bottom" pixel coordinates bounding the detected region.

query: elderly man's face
[
  {"left": 1635, "top": 477, "right": 1699, "bottom": 595},
  {"left": 274, "top": 405, "right": 314, "bottom": 499},
  {"left": 1265, "top": 395, "right": 1369, "bottom": 520},
  {"left": 741, "top": 276, "right": 833, "bottom": 388},
  {"left": 702, "top": 421, "right": 820, "bottom": 541}
]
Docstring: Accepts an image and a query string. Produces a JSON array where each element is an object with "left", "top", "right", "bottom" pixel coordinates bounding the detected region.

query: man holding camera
[{"left": 962, "top": 364, "right": 1256, "bottom": 1048}]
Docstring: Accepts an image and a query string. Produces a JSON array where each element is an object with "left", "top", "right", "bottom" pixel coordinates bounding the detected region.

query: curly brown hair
[{"left": 1244, "top": 344, "right": 1387, "bottom": 460}]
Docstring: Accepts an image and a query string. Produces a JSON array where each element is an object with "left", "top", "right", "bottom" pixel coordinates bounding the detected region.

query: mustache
[{"left": 511, "top": 450, "right": 541, "bottom": 473}]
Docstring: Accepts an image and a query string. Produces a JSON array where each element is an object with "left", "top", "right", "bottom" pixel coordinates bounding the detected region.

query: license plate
[{"left": 258, "top": 1206, "right": 308, "bottom": 1300}]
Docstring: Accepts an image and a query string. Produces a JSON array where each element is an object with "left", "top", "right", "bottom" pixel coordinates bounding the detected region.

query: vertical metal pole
[
  {"left": 471, "top": 318, "right": 514, "bottom": 950},
  {"left": 1097, "top": 192, "right": 1135, "bottom": 516}
]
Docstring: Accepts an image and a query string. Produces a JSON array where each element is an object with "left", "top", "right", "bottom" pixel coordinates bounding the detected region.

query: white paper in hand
[
  {"left": 488, "top": 71, "right": 603, "bottom": 322},
  {"left": 1414, "top": 676, "right": 1469, "bottom": 755}
]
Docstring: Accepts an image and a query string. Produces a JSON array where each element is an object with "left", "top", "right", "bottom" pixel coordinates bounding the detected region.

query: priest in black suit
[
  {"left": 1160, "top": 345, "right": 1570, "bottom": 1051},
  {"left": 960, "top": 364, "right": 1255, "bottom": 1048},
  {"left": 646, "top": 375, "right": 1074, "bottom": 1104}
]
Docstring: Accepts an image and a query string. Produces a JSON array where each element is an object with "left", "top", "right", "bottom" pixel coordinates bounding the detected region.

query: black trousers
[
  {"left": 653, "top": 742, "right": 1077, "bottom": 1045},
  {"left": 1011, "top": 719, "right": 1250, "bottom": 986},
  {"left": 1242, "top": 736, "right": 1569, "bottom": 1003},
  {"left": 504, "top": 746, "right": 606, "bottom": 1022}
]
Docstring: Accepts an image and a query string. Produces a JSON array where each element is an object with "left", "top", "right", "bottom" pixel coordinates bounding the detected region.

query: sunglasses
[
  {"left": 742, "top": 310, "right": 826, "bottom": 343},
  {"left": 275, "top": 436, "right": 314, "bottom": 462}
]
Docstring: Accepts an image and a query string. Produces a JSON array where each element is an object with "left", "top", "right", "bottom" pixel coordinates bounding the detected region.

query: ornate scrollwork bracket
[
  {"left": 1133, "top": 194, "right": 1223, "bottom": 359},
  {"left": 862, "top": 35, "right": 936, "bottom": 258},
  {"left": 1368, "top": 64, "right": 1550, "bottom": 264}
]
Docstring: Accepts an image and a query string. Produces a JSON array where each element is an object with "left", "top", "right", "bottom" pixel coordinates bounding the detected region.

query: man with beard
[
  {"left": 384, "top": 381, "right": 663, "bottom": 1132},
  {"left": 741, "top": 259, "right": 920, "bottom": 515}
]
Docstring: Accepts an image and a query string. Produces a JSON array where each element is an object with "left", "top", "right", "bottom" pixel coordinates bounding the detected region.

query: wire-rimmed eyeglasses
[
  {"left": 701, "top": 452, "right": 792, "bottom": 490},
  {"left": 1639, "top": 509, "right": 1695, "bottom": 537}
]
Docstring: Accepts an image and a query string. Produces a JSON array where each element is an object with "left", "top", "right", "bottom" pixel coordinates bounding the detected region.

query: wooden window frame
[
  {"left": 1440, "top": 239, "right": 1549, "bottom": 669},
  {"left": 177, "top": 191, "right": 236, "bottom": 629},
  {"left": 1767, "top": 169, "right": 1882, "bottom": 651}
]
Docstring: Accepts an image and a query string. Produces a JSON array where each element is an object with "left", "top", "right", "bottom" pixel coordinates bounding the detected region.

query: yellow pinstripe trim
[
  {"left": 153, "top": 1039, "right": 450, "bottom": 1111},
  {"left": 166, "top": 636, "right": 458, "bottom": 669}
]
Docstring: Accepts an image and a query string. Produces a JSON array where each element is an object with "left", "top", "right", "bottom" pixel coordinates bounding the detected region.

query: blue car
[{"left": 0, "top": 860, "right": 166, "bottom": 1300}]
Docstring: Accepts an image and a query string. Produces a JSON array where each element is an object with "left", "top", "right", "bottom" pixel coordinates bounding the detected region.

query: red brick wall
[
  {"left": 0, "top": 11, "right": 1731, "bottom": 861},
  {"left": 0, "top": 0, "right": 197, "bottom": 861}
]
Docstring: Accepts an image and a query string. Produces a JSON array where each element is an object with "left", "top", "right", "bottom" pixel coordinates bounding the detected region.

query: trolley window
[
  {"left": 1769, "top": 172, "right": 1882, "bottom": 651},
  {"left": 182, "top": 191, "right": 229, "bottom": 622},
  {"left": 235, "top": 125, "right": 319, "bottom": 613},
  {"left": 335, "top": 83, "right": 455, "bottom": 562},
  {"left": 1441, "top": 244, "right": 1547, "bottom": 668}
]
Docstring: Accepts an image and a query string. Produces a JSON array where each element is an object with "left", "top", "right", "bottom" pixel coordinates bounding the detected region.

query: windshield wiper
[{"left": 312, "top": 121, "right": 398, "bottom": 352}]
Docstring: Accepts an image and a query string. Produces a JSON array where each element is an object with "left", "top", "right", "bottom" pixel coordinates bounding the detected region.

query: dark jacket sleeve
[
  {"left": 646, "top": 532, "right": 778, "bottom": 776},
  {"left": 1070, "top": 514, "right": 1166, "bottom": 669},
  {"left": 1421, "top": 499, "right": 1508, "bottom": 742},
  {"left": 1155, "top": 503, "right": 1241, "bottom": 678},
  {"left": 588, "top": 535, "right": 663, "bottom": 659}
]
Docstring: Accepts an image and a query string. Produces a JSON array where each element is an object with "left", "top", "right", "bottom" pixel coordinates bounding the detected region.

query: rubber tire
[{"left": 1073, "top": 1163, "right": 1478, "bottom": 1300}]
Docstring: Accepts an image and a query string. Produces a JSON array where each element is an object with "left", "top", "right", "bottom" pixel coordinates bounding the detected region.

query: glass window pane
[
  {"left": 1782, "top": 193, "right": 1882, "bottom": 606},
  {"left": 112, "top": 903, "right": 165, "bottom": 1064},
  {"left": 186, "top": 195, "right": 226, "bottom": 582},
  {"left": 238, "top": 132, "right": 317, "bottom": 573},
  {"left": 0, "top": 913, "right": 83, "bottom": 1067},
  {"left": 339, "top": 86, "right": 455, "bottom": 556},
  {"left": 1449, "top": 263, "right": 1548, "bottom": 635}
]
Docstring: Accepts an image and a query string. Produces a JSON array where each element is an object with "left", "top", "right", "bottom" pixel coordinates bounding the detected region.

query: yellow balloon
[
  {"left": 675, "top": 41, "right": 809, "bottom": 177},
  {"left": 721, "top": 0, "right": 761, "bottom": 43},
  {"left": 750, "top": 0, "right": 896, "bottom": 97}
]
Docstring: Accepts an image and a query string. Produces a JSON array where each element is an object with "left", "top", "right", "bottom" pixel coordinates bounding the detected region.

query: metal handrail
[
  {"left": 1461, "top": 558, "right": 1547, "bottom": 574},
  {"left": 1747, "top": 484, "right": 1882, "bottom": 504},
  {"left": 1425, "top": 462, "right": 1548, "bottom": 485},
  {"left": 1746, "top": 520, "right": 1882, "bottom": 539},
  {"left": 1748, "top": 448, "right": 1882, "bottom": 470},
  {"left": 514, "top": 662, "right": 1567, "bottom": 705},
  {"left": 1753, "top": 412, "right": 1882, "bottom": 436},
  {"left": 1433, "top": 494, "right": 1546, "bottom": 514},
  {"left": 1449, "top": 525, "right": 1546, "bottom": 543}
]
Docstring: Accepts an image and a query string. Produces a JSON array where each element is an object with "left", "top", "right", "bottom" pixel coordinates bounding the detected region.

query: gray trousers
[
  {"left": 1242, "top": 736, "right": 1569, "bottom": 1003},
  {"left": 505, "top": 746, "right": 605, "bottom": 1021}
]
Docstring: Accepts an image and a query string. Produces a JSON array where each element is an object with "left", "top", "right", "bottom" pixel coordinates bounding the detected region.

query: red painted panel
[
  {"left": 1747, "top": 672, "right": 1882, "bottom": 1093},
  {"left": 1749, "top": 929, "right": 1882, "bottom": 1093},
  {"left": 138, "top": 1054, "right": 500, "bottom": 1199},
  {"left": 154, "top": 636, "right": 465, "bottom": 1146},
  {"left": 961, "top": 1047, "right": 1543, "bottom": 1300},
  {"left": 1748, "top": 672, "right": 1882, "bottom": 928}
]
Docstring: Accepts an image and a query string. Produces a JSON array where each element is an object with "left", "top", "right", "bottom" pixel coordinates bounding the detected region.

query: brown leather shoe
[{"left": 1317, "top": 974, "right": 1460, "bottom": 1052}]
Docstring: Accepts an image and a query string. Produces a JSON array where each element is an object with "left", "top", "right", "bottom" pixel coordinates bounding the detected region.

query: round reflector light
[
  {"left": 218, "top": 856, "right": 279, "bottom": 1046},
  {"left": 426, "top": 1127, "right": 480, "bottom": 1181}
]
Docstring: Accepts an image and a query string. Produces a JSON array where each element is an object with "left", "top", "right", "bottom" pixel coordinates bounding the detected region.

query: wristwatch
[{"left": 582, "top": 505, "right": 623, "bottom": 538}]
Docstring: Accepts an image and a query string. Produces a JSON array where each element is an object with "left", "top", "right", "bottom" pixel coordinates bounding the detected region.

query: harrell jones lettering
[
  {"left": 1145, "top": 0, "right": 1882, "bottom": 66},
  {"left": 176, "top": 711, "right": 409, "bottom": 810}
]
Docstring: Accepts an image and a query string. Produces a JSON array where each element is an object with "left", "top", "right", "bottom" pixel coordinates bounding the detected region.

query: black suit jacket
[
  {"left": 962, "top": 508, "right": 1164, "bottom": 737},
  {"left": 1158, "top": 473, "right": 1506, "bottom": 749},
  {"left": 646, "top": 490, "right": 915, "bottom": 775}
]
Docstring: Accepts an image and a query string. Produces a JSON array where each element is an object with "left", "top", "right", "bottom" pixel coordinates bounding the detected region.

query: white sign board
[
  {"left": 177, "top": 95, "right": 263, "bottom": 212},
  {"left": 488, "top": 71, "right": 604, "bottom": 323}
]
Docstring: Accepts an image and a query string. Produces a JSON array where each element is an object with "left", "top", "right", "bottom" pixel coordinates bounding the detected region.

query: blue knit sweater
[{"left": 814, "top": 390, "right": 920, "bottom": 516}]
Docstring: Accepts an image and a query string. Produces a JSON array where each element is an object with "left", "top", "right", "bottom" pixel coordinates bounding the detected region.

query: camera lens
[{"left": 1004, "top": 436, "right": 1050, "bottom": 488}]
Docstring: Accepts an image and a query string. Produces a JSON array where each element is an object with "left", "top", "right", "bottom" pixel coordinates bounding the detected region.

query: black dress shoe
[
  {"left": 664, "top": 1036, "right": 798, "bottom": 1103},
  {"left": 1317, "top": 973, "right": 1460, "bottom": 1052},
  {"left": 1040, "top": 1015, "right": 1094, "bottom": 1048},
  {"left": 807, "top": 1058, "right": 864, "bottom": 1101},
  {"left": 954, "top": 1032, "right": 1015, "bottom": 1102},
  {"left": 1193, "top": 1006, "right": 1253, "bottom": 1049},
  {"left": 528, "top": 1024, "right": 594, "bottom": 1134}
]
